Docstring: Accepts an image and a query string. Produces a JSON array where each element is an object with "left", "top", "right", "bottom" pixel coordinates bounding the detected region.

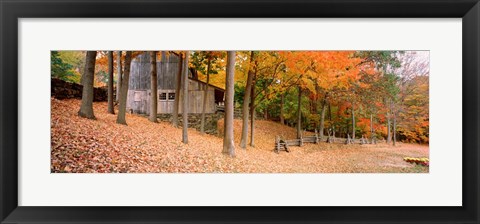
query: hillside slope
[{"left": 51, "top": 98, "right": 429, "bottom": 173}]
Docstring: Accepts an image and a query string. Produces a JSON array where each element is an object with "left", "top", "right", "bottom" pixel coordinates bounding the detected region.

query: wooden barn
[{"left": 127, "top": 52, "right": 225, "bottom": 115}]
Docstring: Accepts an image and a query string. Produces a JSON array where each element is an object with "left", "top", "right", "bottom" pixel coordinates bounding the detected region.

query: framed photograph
[{"left": 1, "top": 0, "right": 479, "bottom": 223}]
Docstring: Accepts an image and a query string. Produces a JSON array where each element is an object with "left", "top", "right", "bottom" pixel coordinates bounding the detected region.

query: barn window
[
  {"left": 168, "top": 93, "right": 175, "bottom": 100},
  {"left": 159, "top": 93, "right": 167, "bottom": 101},
  {"left": 134, "top": 91, "right": 141, "bottom": 102}
]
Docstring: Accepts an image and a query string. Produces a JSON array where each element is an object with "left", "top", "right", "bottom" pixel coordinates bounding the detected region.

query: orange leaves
[
  {"left": 279, "top": 51, "right": 363, "bottom": 93},
  {"left": 51, "top": 98, "right": 428, "bottom": 173}
]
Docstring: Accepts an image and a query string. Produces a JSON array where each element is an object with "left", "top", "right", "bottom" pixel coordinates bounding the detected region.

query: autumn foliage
[
  {"left": 51, "top": 50, "right": 430, "bottom": 173},
  {"left": 51, "top": 98, "right": 428, "bottom": 173}
]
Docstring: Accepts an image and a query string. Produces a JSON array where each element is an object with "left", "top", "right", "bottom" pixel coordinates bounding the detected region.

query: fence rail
[
  {"left": 275, "top": 131, "right": 380, "bottom": 153},
  {"left": 275, "top": 130, "right": 320, "bottom": 153}
]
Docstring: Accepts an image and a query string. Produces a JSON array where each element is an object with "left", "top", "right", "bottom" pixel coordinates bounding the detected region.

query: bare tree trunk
[
  {"left": 107, "top": 51, "right": 115, "bottom": 114},
  {"left": 312, "top": 84, "right": 319, "bottom": 130},
  {"left": 149, "top": 51, "right": 158, "bottom": 122},
  {"left": 297, "top": 86, "right": 302, "bottom": 139},
  {"left": 116, "top": 51, "right": 132, "bottom": 125},
  {"left": 182, "top": 51, "right": 190, "bottom": 143},
  {"left": 78, "top": 51, "right": 97, "bottom": 119},
  {"left": 370, "top": 113, "right": 374, "bottom": 143},
  {"left": 393, "top": 104, "right": 397, "bottom": 146},
  {"left": 172, "top": 55, "right": 183, "bottom": 127},
  {"left": 351, "top": 103, "right": 355, "bottom": 139},
  {"left": 319, "top": 97, "right": 327, "bottom": 139},
  {"left": 190, "top": 68, "right": 198, "bottom": 80},
  {"left": 116, "top": 51, "right": 122, "bottom": 103},
  {"left": 223, "top": 51, "right": 236, "bottom": 157},
  {"left": 250, "top": 80, "right": 256, "bottom": 147},
  {"left": 385, "top": 99, "right": 392, "bottom": 144},
  {"left": 386, "top": 99, "right": 392, "bottom": 144},
  {"left": 387, "top": 117, "right": 391, "bottom": 144},
  {"left": 328, "top": 102, "right": 332, "bottom": 122},
  {"left": 249, "top": 66, "right": 257, "bottom": 147},
  {"left": 200, "top": 58, "right": 211, "bottom": 134},
  {"left": 240, "top": 51, "right": 255, "bottom": 148},
  {"left": 333, "top": 126, "right": 336, "bottom": 141},
  {"left": 280, "top": 92, "right": 285, "bottom": 125}
]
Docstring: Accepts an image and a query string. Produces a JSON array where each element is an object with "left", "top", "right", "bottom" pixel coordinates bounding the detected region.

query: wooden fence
[
  {"left": 274, "top": 131, "right": 320, "bottom": 153},
  {"left": 327, "top": 135, "right": 375, "bottom": 145},
  {"left": 275, "top": 132, "right": 380, "bottom": 153}
]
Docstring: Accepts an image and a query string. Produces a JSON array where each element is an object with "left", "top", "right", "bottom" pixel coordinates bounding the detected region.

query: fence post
[{"left": 275, "top": 136, "right": 279, "bottom": 152}]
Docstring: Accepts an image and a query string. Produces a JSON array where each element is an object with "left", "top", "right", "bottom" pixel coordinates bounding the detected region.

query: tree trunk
[
  {"left": 240, "top": 51, "right": 255, "bottom": 148},
  {"left": 387, "top": 115, "right": 392, "bottom": 144},
  {"left": 370, "top": 113, "right": 374, "bottom": 143},
  {"left": 385, "top": 98, "right": 391, "bottom": 144},
  {"left": 182, "top": 51, "right": 190, "bottom": 144},
  {"left": 297, "top": 86, "right": 302, "bottom": 139},
  {"left": 319, "top": 98, "right": 326, "bottom": 139},
  {"left": 328, "top": 102, "right": 332, "bottom": 122},
  {"left": 351, "top": 103, "right": 355, "bottom": 139},
  {"left": 387, "top": 117, "right": 391, "bottom": 144},
  {"left": 200, "top": 58, "right": 211, "bottom": 134},
  {"left": 107, "top": 51, "right": 115, "bottom": 114},
  {"left": 116, "top": 51, "right": 122, "bottom": 103},
  {"left": 223, "top": 51, "right": 236, "bottom": 157},
  {"left": 250, "top": 80, "right": 256, "bottom": 147},
  {"left": 116, "top": 51, "right": 132, "bottom": 125},
  {"left": 280, "top": 92, "right": 285, "bottom": 125},
  {"left": 78, "top": 51, "right": 97, "bottom": 119},
  {"left": 332, "top": 127, "right": 336, "bottom": 141},
  {"left": 149, "top": 51, "right": 158, "bottom": 122},
  {"left": 312, "top": 84, "right": 320, "bottom": 130},
  {"left": 172, "top": 55, "right": 183, "bottom": 128},
  {"left": 393, "top": 105, "right": 397, "bottom": 146},
  {"left": 250, "top": 65, "right": 257, "bottom": 147},
  {"left": 190, "top": 68, "right": 198, "bottom": 80}
]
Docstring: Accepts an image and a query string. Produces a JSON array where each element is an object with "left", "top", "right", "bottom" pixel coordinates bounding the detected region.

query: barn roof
[{"left": 189, "top": 77, "right": 225, "bottom": 92}]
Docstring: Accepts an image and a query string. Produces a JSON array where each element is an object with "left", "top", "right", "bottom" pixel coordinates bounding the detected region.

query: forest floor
[{"left": 51, "top": 98, "right": 429, "bottom": 173}]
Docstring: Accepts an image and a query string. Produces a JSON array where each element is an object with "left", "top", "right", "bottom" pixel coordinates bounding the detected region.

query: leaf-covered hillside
[{"left": 51, "top": 99, "right": 428, "bottom": 173}]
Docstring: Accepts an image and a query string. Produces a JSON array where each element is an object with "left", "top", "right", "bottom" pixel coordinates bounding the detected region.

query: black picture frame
[{"left": 1, "top": 0, "right": 479, "bottom": 223}]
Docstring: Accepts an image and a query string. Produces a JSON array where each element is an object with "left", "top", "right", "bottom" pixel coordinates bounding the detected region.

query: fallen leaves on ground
[{"left": 51, "top": 98, "right": 429, "bottom": 173}]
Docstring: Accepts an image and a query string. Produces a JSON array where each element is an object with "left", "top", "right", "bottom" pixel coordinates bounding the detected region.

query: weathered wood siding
[
  {"left": 127, "top": 90, "right": 148, "bottom": 114},
  {"left": 129, "top": 52, "right": 180, "bottom": 91},
  {"left": 127, "top": 52, "right": 217, "bottom": 114},
  {"left": 178, "top": 80, "right": 216, "bottom": 114}
]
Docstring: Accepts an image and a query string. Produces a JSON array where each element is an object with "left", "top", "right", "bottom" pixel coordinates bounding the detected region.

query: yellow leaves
[{"left": 303, "top": 79, "right": 316, "bottom": 93}]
